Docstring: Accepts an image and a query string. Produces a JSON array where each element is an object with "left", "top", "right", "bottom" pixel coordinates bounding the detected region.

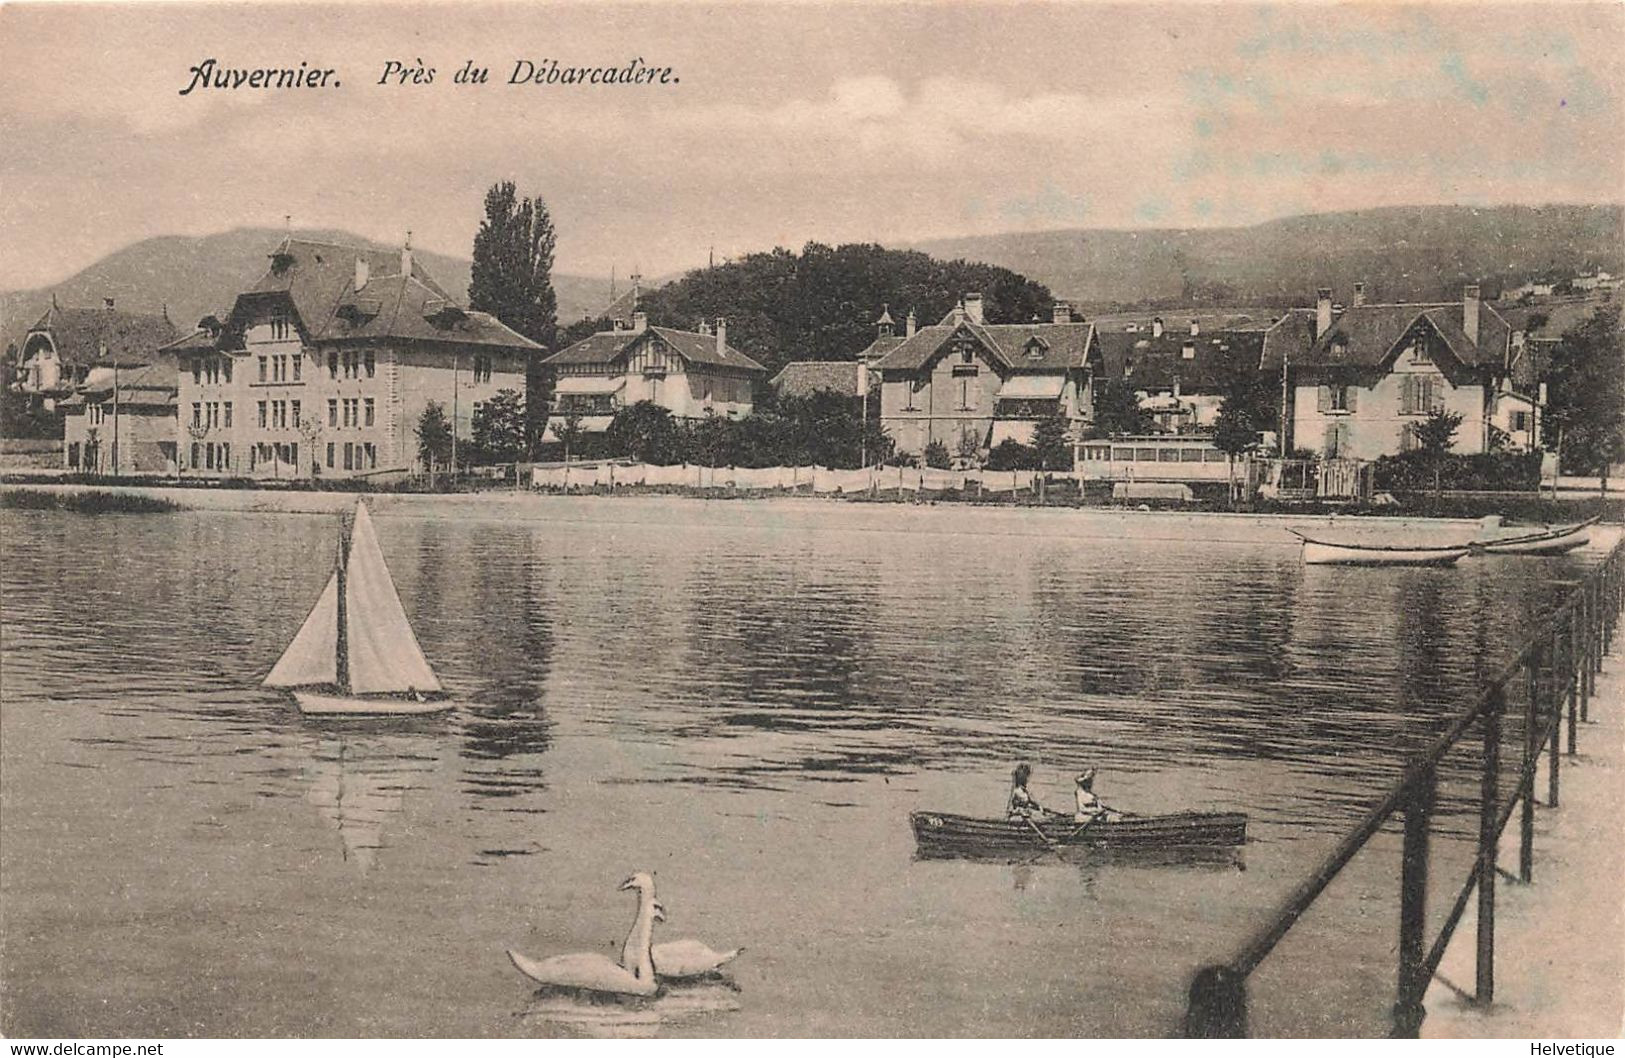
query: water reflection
[
  {"left": 516, "top": 979, "right": 742, "bottom": 1039},
  {"left": 300, "top": 730, "right": 438, "bottom": 873}
]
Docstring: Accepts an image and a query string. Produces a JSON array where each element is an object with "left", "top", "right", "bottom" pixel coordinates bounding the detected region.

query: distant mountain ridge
[
  {"left": 910, "top": 204, "right": 1624, "bottom": 308},
  {"left": 0, "top": 227, "right": 615, "bottom": 352}
]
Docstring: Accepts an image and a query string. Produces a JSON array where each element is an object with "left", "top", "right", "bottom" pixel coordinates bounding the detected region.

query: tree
[
  {"left": 1087, "top": 379, "right": 1151, "bottom": 438},
  {"left": 986, "top": 439, "right": 1040, "bottom": 471},
  {"left": 416, "top": 401, "right": 453, "bottom": 479},
  {"left": 924, "top": 440, "right": 952, "bottom": 470},
  {"left": 1414, "top": 408, "right": 1464, "bottom": 496},
  {"left": 471, "top": 388, "right": 527, "bottom": 463},
  {"left": 1212, "top": 364, "right": 1272, "bottom": 506},
  {"left": 1031, "top": 412, "right": 1073, "bottom": 471},
  {"left": 606, "top": 401, "right": 683, "bottom": 464},
  {"left": 1544, "top": 304, "right": 1624, "bottom": 491},
  {"left": 553, "top": 413, "right": 587, "bottom": 462},
  {"left": 469, "top": 181, "right": 559, "bottom": 445}
]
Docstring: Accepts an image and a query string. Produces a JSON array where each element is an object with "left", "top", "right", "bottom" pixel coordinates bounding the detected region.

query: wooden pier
[{"left": 1184, "top": 535, "right": 1625, "bottom": 1038}]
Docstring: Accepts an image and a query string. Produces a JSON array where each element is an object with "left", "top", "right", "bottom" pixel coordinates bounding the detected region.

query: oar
[{"left": 1019, "top": 814, "right": 1060, "bottom": 850}]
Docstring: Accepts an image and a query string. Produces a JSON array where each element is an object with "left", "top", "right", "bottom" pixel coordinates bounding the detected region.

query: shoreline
[{"left": 6, "top": 480, "right": 1621, "bottom": 548}]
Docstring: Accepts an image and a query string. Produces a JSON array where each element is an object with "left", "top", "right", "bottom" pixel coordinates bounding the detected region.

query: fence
[
  {"left": 531, "top": 462, "right": 1045, "bottom": 496},
  {"left": 1184, "top": 536, "right": 1625, "bottom": 1037}
]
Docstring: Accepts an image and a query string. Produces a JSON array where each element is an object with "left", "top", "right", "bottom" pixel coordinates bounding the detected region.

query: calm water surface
[{"left": 0, "top": 498, "right": 1601, "bottom": 1037}]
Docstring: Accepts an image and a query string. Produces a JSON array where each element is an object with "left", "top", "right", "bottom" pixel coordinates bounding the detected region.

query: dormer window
[
  {"left": 1181, "top": 343, "right": 1196, "bottom": 360},
  {"left": 1413, "top": 335, "right": 1432, "bottom": 363},
  {"left": 959, "top": 345, "right": 975, "bottom": 365},
  {"left": 1331, "top": 338, "right": 1348, "bottom": 361},
  {"left": 1024, "top": 337, "right": 1048, "bottom": 361}
]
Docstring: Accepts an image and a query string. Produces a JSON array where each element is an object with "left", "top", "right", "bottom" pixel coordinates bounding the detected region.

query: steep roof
[
  {"left": 1260, "top": 302, "right": 1511, "bottom": 373},
  {"left": 539, "top": 325, "right": 766, "bottom": 374},
  {"left": 1498, "top": 297, "right": 1612, "bottom": 343},
  {"left": 770, "top": 361, "right": 865, "bottom": 399},
  {"left": 160, "top": 328, "right": 221, "bottom": 355},
  {"left": 598, "top": 285, "right": 638, "bottom": 326},
  {"left": 1096, "top": 330, "right": 1265, "bottom": 395},
  {"left": 873, "top": 321, "right": 1097, "bottom": 373},
  {"left": 231, "top": 237, "right": 541, "bottom": 352},
  {"left": 1259, "top": 310, "right": 1317, "bottom": 371},
  {"left": 25, "top": 305, "right": 179, "bottom": 367},
  {"left": 854, "top": 335, "right": 905, "bottom": 364}
]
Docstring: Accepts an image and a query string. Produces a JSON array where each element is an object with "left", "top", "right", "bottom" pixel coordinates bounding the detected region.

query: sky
[{"left": 1, "top": 1, "right": 1622, "bottom": 291}]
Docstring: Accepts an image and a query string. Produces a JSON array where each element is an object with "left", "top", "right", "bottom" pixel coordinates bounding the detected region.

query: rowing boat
[
  {"left": 1286, "top": 529, "right": 1470, "bottom": 566},
  {"left": 909, "top": 810, "right": 1246, "bottom": 857},
  {"left": 1471, "top": 515, "right": 1598, "bottom": 557}
]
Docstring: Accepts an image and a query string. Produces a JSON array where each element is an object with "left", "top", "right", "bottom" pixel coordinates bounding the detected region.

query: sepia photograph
[{"left": 1, "top": 0, "right": 1622, "bottom": 1043}]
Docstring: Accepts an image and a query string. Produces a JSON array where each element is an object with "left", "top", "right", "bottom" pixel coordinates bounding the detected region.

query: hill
[
  {"left": 0, "top": 228, "right": 614, "bottom": 352},
  {"left": 911, "top": 204, "right": 1624, "bottom": 308}
]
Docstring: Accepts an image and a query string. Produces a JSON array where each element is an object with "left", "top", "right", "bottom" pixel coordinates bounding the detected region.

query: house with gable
[
  {"left": 873, "top": 294, "right": 1099, "bottom": 459},
  {"left": 12, "top": 298, "right": 178, "bottom": 412},
  {"left": 1262, "top": 283, "right": 1530, "bottom": 460},
  {"left": 1094, "top": 316, "right": 1268, "bottom": 434},
  {"left": 537, "top": 310, "right": 767, "bottom": 445},
  {"left": 170, "top": 234, "right": 539, "bottom": 478}
]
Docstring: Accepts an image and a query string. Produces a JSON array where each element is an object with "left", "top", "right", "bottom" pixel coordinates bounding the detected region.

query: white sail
[
  {"left": 343, "top": 502, "right": 442, "bottom": 694},
  {"left": 264, "top": 572, "right": 339, "bottom": 687}
]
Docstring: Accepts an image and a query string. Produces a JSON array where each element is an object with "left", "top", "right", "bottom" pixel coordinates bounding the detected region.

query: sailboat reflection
[{"left": 301, "top": 731, "right": 439, "bottom": 873}]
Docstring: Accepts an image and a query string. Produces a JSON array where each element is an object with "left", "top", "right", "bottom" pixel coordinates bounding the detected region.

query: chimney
[
  {"left": 715, "top": 318, "right": 727, "bottom": 357},
  {"left": 1315, "top": 288, "right": 1333, "bottom": 340},
  {"left": 1151, "top": 316, "right": 1164, "bottom": 338},
  {"left": 355, "top": 256, "right": 370, "bottom": 291},
  {"left": 1051, "top": 301, "right": 1071, "bottom": 325},
  {"left": 1125, "top": 322, "right": 1139, "bottom": 333},
  {"left": 698, "top": 319, "right": 711, "bottom": 336},
  {"left": 401, "top": 231, "right": 413, "bottom": 276},
  {"left": 104, "top": 297, "right": 115, "bottom": 311},
  {"left": 1352, "top": 281, "right": 1367, "bottom": 307},
  {"left": 906, "top": 309, "right": 917, "bottom": 337},
  {"left": 950, "top": 300, "right": 966, "bottom": 325},
  {"left": 1463, "top": 283, "right": 1481, "bottom": 347},
  {"left": 632, "top": 310, "right": 648, "bottom": 334},
  {"left": 964, "top": 292, "right": 985, "bottom": 325},
  {"left": 1189, "top": 318, "right": 1200, "bottom": 337}
]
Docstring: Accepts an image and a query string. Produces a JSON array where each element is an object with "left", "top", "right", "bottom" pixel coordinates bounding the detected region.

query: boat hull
[
  {"left": 1300, "top": 540, "right": 1469, "bottom": 566},
  {"left": 1475, "top": 520, "right": 1595, "bottom": 556},
  {"left": 293, "top": 690, "right": 454, "bottom": 716},
  {"left": 910, "top": 810, "right": 1246, "bottom": 858}
]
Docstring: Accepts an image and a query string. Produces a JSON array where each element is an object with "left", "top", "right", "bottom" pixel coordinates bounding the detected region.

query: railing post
[
  {"left": 1548, "top": 630, "right": 1562, "bottom": 808},
  {"left": 1393, "top": 763, "right": 1436, "bottom": 1038},
  {"left": 1582, "top": 586, "right": 1594, "bottom": 721},
  {"left": 1476, "top": 687, "right": 1502, "bottom": 1005},
  {"left": 1567, "top": 612, "right": 1579, "bottom": 757},
  {"left": 1184, "top": 965, "right": 1247, "bottom": 1038},
  {"left": 1521, "top": 645, "right": 1540, "bottom": 883}
]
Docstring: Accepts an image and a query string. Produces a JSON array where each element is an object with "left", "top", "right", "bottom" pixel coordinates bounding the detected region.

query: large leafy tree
[
  {"left": 635, "top": 242, "right": 1055, "bottom": 375},
  {"left": 1087, "top": 379, "right": 1151, "bottom": 438},
  {"left": 606, "top": 401, "right": 683, "bottom": 464},
  {"left": 470, "top": 388, "right": 527, "bottom": 463},
  {"left": 1031, "top": 411, "right": 1073, "bottom": 471},
  {"left": 1544, "top": 304, "right": 1624, "bottom": 487},
  {"left": 469, "top": 181, "right": 559, "bottom": 445}
]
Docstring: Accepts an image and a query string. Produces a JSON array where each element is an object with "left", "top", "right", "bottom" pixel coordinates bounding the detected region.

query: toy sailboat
[{"left": 264, "top": 500, "right": 451, "bottom": 715}]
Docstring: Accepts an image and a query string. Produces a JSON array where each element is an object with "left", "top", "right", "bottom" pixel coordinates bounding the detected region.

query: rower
[
  {"left": 1007, "top": 763, "right": 1045, "bottom": 819},
  {"left": 1074, "top": 769, "right": 1106, "bottom": 824}
]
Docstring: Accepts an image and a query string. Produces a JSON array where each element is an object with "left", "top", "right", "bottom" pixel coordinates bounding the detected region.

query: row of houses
[{"left": 10, "top": 228, "right": 1608, "bottom": 478}]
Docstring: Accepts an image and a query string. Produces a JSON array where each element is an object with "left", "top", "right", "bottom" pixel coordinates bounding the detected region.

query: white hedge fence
[{"left": 531, "top": 462, "right": 1043, "bottom": 495}]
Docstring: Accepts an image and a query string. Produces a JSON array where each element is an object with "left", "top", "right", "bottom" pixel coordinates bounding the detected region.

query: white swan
[
  {"left": 639, "top": 899, "right": 745, "bottom": 980},
  {"left": 508, "top": 872, "right": 660, "bottom": 997}
]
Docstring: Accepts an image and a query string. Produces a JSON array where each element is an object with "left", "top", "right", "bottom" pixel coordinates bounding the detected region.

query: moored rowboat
[
  {"left": 909, "top": 810, "right": 1246, "bottom": 856},
  {"left": 1287, "top": 529, "right": 1470, "bottom": 566},
  {"left": 1471, "top": 515, "right": 1598, "bottom": 557}
]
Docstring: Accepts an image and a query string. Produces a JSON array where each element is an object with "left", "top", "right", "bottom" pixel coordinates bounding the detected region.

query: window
[
  {"left": 1158, "top": 448, "right": 1180, "bottom": 462},
  {"left": 364, "top": 350, "right": 376, "bottom": 378},
  {"left": 1134, "top": 448, "right": 1159, "bottom": 462},
  {"left": 290, "top": 400, "right": 300, "bottom": 428},
  {"left": 191, "top": 443, "right": 200, "bottom": 468},
  {"left": 1412, "top": 335, "right": 1432, "bottom": 363},
  {"left": 343, "top": 442, "right": 354, "bottom": 470},
  {"left": 192, "top": 402, "right": 202, "bottom": 427},
  {"left": 290, "top": 443, "right": 298, "bottom": 467},
  {"left": 328, "top": 399, "right": 338, "bottom": 427},
  {"left": 1204, "top": 449, "right": 1229, "bottom": 463},
  {"left": 258, "top": 401, "right": 267, "bottom": 428},
  {"left": 343, "top": 351, "right": 358, "bottom": 379},
  {"left": 1401, "top": 422, "right": 1421, "bottom": 453},
  {"left": 270, "top": 312, "right": 291, "bottom": 341},
  {"left": 221, "top": 443, "right": 231, "bottom": 470},
  {"left": 364, "top": 398, "right": 375, "bottom": 427},
  {"left": 904, "top": 379, "right": 924, "bottom": 411},
  {"left": 207, "top": 401, "right": 219, "bottom": 428},
  {"left": 258, "top": 356, "right": 268, "bottom": 382},
  {"left": 292, "top": 355, "right": 302, "bottom": 382},
  {"left": 1317, "top": 384, "right": 1357, "bottom": 413},
  {"left": 1400, "top": 375, "right": 1442, "bottom": 416},
  {"left": 957, "top": 378, "right": 974, "bottom": 411},
  {"left": 472, "top": 354, "right": 491, "bottom": 383},
  {"left": 1511, "top": 410, "right": 1531, "bottom": 433},
  {"left": 205, "top": 444, "right": 215, "bottom": 470},
  {"left": 363, "top": 442, "right": 376, "bottom": 469},
  {"left": 192, "top": 359, "right": 203, "bottom": 385},
  {"left": 1324, "top": 420, "right": 1351, "bottom": 458},
  {"left": 328, "top": 352, "right": 339, "bottom": 379},
  {"left": 959, "top": 345, "right": 975, "bottom": 365},
  {"left": 222, "top": 359, "right": 232, "bottom": 383},
  {"left": 1180, "top": 448, "right": 1204, "bottom": 462},
  {"left": 1182, "top": 344, "right": 1195, "bottom": 360}
]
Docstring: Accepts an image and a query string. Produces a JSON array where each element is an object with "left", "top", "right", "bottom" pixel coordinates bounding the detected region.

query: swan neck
[{"left": 624, "top": 890, "right": 656, "bottom": 981}]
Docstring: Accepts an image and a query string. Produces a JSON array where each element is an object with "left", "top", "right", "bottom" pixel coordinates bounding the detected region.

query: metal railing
[{"left": 1184, "top": 537, "right": 1625, "bottom": 1038}]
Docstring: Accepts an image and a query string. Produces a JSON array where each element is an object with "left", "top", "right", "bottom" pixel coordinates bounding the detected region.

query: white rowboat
[
  {"left": 264, "top": 500, "right": 453, "bottom": 716},
  {"left": 1288, "top": 529, "right": 1471, "bottom": 567}
]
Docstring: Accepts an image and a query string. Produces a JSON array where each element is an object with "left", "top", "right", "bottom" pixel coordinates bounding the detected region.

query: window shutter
[
  {"left": 1401, "top": 376, "right": 1416, "bottom": 415},
  {"left": 1345, "top": 386, "right": 1358, "bottom": 412},
  {"left": 1428, "top": 377, "right": 1444, "bottom": 414},
  {"left": 1318, "top": 385, "right": 1332, "bottom": 413}
]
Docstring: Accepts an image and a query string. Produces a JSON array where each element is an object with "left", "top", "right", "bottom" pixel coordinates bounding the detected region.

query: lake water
[{"left": 0, "top": 497, "right": 1604, "bottom": 1037}]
